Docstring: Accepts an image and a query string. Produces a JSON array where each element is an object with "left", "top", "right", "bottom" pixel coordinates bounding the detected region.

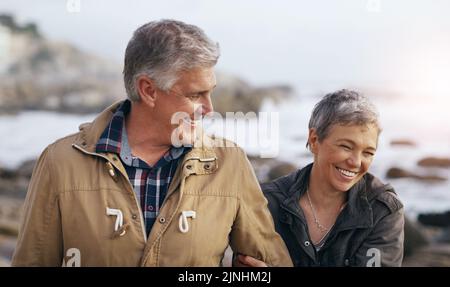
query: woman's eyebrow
[{"left": 337, "top": 138, "right": 377, "bottom": 151}]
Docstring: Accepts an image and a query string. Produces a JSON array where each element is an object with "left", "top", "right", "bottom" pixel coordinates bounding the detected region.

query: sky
[{"left": 1, "top": 0, "right": 450, "bottom": 99}]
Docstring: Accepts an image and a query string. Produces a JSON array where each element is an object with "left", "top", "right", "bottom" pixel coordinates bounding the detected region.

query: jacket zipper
[{"left": 72, "top": 144, "right": 148, "bottom": 242}]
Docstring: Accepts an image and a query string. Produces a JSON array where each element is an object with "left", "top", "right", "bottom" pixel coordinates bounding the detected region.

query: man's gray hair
[
  {"left": 123, "top": 19, "right": 220, "bottom": 101},
  {"left": 307, "top": 89, "right": 380, "bottom": 148}
]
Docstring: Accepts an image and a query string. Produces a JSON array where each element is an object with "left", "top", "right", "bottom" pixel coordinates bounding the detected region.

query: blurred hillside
[
  {"left": 0, "top": 14, "right": 124, "bottom": 113},
  {"left": 0, "top": 13, "right": 292, "bottom": 115}
]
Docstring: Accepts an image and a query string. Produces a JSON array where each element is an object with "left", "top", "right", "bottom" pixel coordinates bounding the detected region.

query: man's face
[{"left": 155, "top": 66, "right": 216, "bottom": 145}]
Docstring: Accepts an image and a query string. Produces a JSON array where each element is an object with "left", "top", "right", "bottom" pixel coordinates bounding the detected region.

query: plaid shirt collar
[{"left": 95, "top": 100, "right": 188, "bottom": 169}]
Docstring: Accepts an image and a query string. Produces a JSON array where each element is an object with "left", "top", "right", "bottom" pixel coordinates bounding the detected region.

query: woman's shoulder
[
  {"left": 261, "top": 168, "right": 303, "bottom": 200},
  {"left": 363, "top": 173, "right": 404, "bottom": 214}
]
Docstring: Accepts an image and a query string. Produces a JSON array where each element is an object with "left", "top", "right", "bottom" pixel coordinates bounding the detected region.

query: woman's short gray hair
[
  {"left": 307, "top": 89, "right": 380, "bottom": 148},
  {"left": 123, "top": 19, "right": 220, "bottom": 101}
]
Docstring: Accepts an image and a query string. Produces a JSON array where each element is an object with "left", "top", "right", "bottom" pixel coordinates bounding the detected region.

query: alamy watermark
[
  {"left": 66, "top": 0, "right": 81, "bottom": 13},
  {"left": 366, "top": 248, "right": 381, "bottom": 267},
  {"left": 366, "top": 0, "right": 382, "bottom": 13},
  {"left": 62, "top": 248, "right": 81, "bottom": 267},
  {"left": 170, "top": 105, "right": 280, "bottom": 158}
]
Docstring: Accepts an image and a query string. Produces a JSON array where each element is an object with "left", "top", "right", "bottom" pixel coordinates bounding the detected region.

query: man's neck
[{"left": 125, "top": 102, "right": 171, "bottom": 164}]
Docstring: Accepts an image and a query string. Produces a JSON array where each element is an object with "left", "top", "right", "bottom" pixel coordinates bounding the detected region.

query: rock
[
  {"left": 0, "top": 222, "right": 18, "bottom": 237},
  {"left": 0, "top": 196, "right": 23, "bottom": 233},
  {"left": 0, "top": 177, "right": 28, "bottom": 198},
  {"left": 16, "top": 159, "right": 36, "bottom": 179},
  {"left": 418, "top": 211, "right": 450, "bottom": 228},
  {"left": 417, "top": 157, "right": 450, "bottom": 168},
  {"left": 212, "top": 72, "right": 293, "bottom": 115},
  {"left": 0, "top": 234, "right": 17, "bottom": 266},
  {"left": 0, "top": 161, "right": 33, "bottom": 198},
  {"left": 404, "top": 217, "right": 429, "bottom": 257},
  {"left": 267, "top": 162, "right": 298, "bottom": 181},
  {"left": 386, "top": 167, "right": 447, "bottom": 182},
  {"left": 436, "top": 228, "right": 450, "bottom": 244},
  {"left": 0, "top": 167, "right": 17, "bottom": 180},
  {"left": 402, "top": 243, "right": 450, "bottom": 267},
  {"left": 386, "top": 167, "right": 414, "bottom": 178},
  {"left": 247, "top": 156, "right": 276, "bottom": 183},
  {"left": 390, "top": 139, "right": 417, "bottom": 147},
  {"left": 247, "top": 156, "right": 298, "bottom": 184}
]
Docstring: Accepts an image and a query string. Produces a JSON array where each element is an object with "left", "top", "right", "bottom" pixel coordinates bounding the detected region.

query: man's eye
[
  {"left": 364, "top": 151, "right": 375, "bottom": 157},
  {"left": 188, "top": 95, "right": 201, "bottom": 100}
]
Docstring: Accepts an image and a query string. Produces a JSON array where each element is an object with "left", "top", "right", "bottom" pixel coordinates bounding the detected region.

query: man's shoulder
[
  {"left": 204, "top": 136, "right": 246, "bottom": 159},
  {"left": 46, "top": 131, "right": 82, "bottom": 157}
]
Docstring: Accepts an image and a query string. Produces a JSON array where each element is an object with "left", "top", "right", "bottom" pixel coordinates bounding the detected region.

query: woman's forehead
[{"left": 326, "top": 124, "right": 379, "bottom": 147}]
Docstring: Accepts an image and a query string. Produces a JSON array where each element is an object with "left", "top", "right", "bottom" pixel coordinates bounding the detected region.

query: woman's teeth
[{"left": 336, "top": 167, "right": 358, "bottom": 177}]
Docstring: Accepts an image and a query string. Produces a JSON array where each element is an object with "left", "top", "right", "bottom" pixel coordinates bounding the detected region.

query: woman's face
[{"left": 309, "top": 123, "right": 379, "bottom": 193}]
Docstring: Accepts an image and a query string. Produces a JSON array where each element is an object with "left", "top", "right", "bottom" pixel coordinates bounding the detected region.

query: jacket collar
[
  {"left": 72, "top": 100, "right": 217, "bottom": 165},
  {"left": 279, "top": 163, "right": 374, "bottom": 231}
]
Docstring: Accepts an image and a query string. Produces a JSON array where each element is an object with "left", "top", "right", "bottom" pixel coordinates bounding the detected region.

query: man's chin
[{"left": 171, "top": 124, "right": 204, "bottom": 147}]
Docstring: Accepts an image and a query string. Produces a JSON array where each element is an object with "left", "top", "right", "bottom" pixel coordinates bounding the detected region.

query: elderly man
[{"left": 12, "top": 20, "right": 292, "bottom": 267}]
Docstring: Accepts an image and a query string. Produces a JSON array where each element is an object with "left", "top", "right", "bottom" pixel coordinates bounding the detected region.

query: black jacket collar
[{"left": 277, "top": 163, "right": 375, "bottom": 231}]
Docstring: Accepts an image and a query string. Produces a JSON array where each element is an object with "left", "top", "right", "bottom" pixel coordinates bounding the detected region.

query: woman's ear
[
  {"left": 308, "top": 128, "right": 319, "bottom": 154},
  {"left": 136, "top": 75, "right": 157, "bottom": 108}
]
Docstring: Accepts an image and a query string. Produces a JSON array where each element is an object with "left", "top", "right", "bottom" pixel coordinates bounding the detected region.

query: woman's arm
[{"left": 352, "top": 208, "right": 405, "bottom": 267}]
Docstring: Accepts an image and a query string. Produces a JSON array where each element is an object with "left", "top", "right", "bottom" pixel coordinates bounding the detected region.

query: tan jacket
[{"left": 12, "top": 101, "right": 292, "bottom": 267}]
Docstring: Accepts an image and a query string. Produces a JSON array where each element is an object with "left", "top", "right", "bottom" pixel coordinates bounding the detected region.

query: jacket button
[
  {"left": 304, "top": 241, "right": 311, "bottom": 247},
  {"left": 344, "top": 259, "right": 350, "bottom": 266},
  {"left": 132, "top": 214, "right": 137, "bottom": 220},
  {"left": 159, "top": 217, "right": 166, "bottom": 223}
]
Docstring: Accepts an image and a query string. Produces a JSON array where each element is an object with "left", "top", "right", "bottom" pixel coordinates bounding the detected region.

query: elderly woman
[{"left": 236, "top": 89, "right": 404, "bottom": 267}]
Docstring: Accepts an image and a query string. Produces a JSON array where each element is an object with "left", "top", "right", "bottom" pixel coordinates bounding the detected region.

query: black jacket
[{"left": 261, "top": 164, "right": 404, "bottom": 267}]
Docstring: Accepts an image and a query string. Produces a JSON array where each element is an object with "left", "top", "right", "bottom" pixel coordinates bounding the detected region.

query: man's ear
[
  {"left": 308, "top": 128, "right": 319, "bottom": 154},
  {"left": 136, "top": 75, "right": 157, "bottom": 108}
]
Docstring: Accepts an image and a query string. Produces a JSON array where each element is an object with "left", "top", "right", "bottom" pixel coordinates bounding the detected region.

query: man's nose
[{"left": 200, "top": 95, "right": 214, "bottom": 115}]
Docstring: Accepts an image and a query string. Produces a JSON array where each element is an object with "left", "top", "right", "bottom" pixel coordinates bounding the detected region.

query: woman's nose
[{"left": 347, "top": 152, "right": 362, "bottom": 168}]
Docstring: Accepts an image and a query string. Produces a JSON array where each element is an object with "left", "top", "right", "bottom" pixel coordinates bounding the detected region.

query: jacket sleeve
[
  {"left": 229, "top": 150, "right": 293, "bottom": 267},
  {"left": 352, "top": 207, "right": 405, "bottom": 267},
  {"left": 11, "top": 146, "right": 64, "bottom": 266}
]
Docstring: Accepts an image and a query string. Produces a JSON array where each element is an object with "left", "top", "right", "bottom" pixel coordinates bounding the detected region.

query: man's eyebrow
[{"left": 192, "top": 84, "right": 217, "bottom": 94}]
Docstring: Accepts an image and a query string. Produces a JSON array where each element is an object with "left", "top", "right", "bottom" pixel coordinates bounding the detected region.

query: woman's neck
[{"left": 307, "top": 164, "right": 347, "bottom": 211}]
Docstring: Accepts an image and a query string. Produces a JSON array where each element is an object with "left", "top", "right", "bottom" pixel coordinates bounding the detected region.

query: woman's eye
[
  {"left": 340, "top": 145, "right": 351, "bottom": 150},
  {"left": 364, "top": 151, "right": 375, "bottom": 157}
]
